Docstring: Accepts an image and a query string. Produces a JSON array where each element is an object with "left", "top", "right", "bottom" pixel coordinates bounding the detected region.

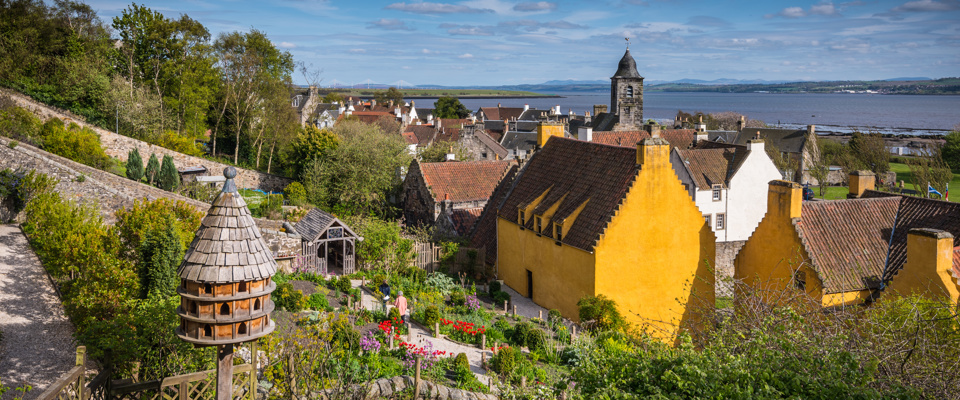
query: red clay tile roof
[
  {"left": 470, "top": 165, "right": 519, "bottom": 265},
  {"left": 350, "top": 111, "right": 395, "bottom": 124},
  {"left": 883, "top": 196, "right": 960, "bottom": 282},
  {"left": 591, "top": 129, "right": 695, "bottom": 150},
  {"left": 480, "top": 107, "right": 525, "bottom": 121},
  {"left": 497, "top": 137, "right": 640, "bottom": 251},
  {"left": 439, "top": 119, "right": 471, "bottom": 129},
  {"left": 675, "top": 145, "right": 748, "bottom": 189},
  {"left": 401, "top": 131, "right": 418, "bottom": 145},
  {"left": 485, "top": 129, "right": 503, "bottom": 142},
  {"left": 795, "top": 197, "right": 901, "bottom": 293},
  {"left": 436, "top": 127, "right": 461, "bottom": 142},
  {"left": 420, "top": 159, "right": 517, "bottom": 203},
  {"left": 451, "top": 208, "right": 483, "bottom": 236},
  {"left": 403, "top": 125, "right": 438, "bottom": 147}
]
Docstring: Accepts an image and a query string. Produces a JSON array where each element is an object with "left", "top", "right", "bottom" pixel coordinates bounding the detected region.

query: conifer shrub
[
  {"left": 512, "top": 321, "right": 534, "bottom": 347},
  {"left": 126, "top": 148, "right": 144, "bottom": 181},
  {"left": 526, "top": 328, "right": 548, "bottom": 352},
  {"left": 450, "top": 289, "right": 466, "bottom": 307},
  {"left": 577, "top": 294, "right": 625, "bottom": 332},
  {"left": 284, "top": 182, "right": 307, "bottom": 206},
  {"left": 335, "top": 275, "right": 353, "bottom": 293},
  {"left": 490, "top": 346, "right": 522, "bottom": 377},
  {"left": 158, "top": 155, "right": 180, "bottom": 191},
  {"left": 488, "top": 280, "right": 501, "bottom": 294},
  {"left": 423, "top": 305, "right": 440, "bottom": 328},
  {"left": 144, "top": 153, "right": 160, "bottom": 185},
  {"left": 137, "top": 216, "right": 183, "bottom": 298}
]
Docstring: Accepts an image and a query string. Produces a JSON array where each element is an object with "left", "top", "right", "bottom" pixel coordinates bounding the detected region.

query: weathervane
[{"left": 625, "top": 37, "right": 630, "bottom": 50}]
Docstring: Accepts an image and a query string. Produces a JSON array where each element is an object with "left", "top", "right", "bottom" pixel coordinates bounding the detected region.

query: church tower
[{"left": 611, "top": 47, "right": 644, "bottom": 131}]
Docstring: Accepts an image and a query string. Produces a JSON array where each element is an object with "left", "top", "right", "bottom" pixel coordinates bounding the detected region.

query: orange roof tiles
[
  {"left": 420, "top": 159, "right": 516, "bottom": 203},
  {"left": 451, "top": 208, "right": 483, "bottom": 236},
  {"left": 591, "top": 129, "right": 695, "bottom": 150}
]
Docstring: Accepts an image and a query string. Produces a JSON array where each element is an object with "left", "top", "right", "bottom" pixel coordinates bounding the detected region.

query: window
[
  {"left": 716, "top": 213, "right": 725, "bottom": 230},
  {"left": 518, "top": 210, "right": 525, "bottom": 228},
  {"left": 626, "top": 86, "right": 634, "bottom": 98},
  {"left": 254, "top": 298, "right": 261, "bottom": 311},
  {"left": 220, "top": 303, "right": 230, "bottom": 316},
  {"left": 704, "top": 214, "right": 711, "bottom": 227},
  {"left": 202, "top": 324, "right": 212, "bottom": 337},
  {"left": 238, "top": 281, "right": 247, "bottom": 293},
  {"left": 535, "top": 216, "right": 542, "bottom": 233},
  {"left": 237, "top": 322, "right": 247, "bottom": 335},
  {"left": 555, "top": 223, "right": 563, "bottom": 243},
  {"left": 794, "top": 270, "right": 807, "bottom": 291},
  {"left": 712, "top": 185, "right": 722, "bottom": 201}
]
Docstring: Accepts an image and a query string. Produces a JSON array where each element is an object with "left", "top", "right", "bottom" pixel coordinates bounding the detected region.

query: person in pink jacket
[{"left": 394, "top": 290, "right": 408, "bottom": 322}]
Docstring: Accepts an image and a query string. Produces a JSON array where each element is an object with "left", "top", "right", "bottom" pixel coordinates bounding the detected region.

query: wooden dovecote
[{"left": 176, "top": 167, "right": 277, "bottom": 347}]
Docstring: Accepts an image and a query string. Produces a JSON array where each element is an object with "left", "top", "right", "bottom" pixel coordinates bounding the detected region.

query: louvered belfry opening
[{"left": 175, "top": 167, "right": 278, "bottom": 347}]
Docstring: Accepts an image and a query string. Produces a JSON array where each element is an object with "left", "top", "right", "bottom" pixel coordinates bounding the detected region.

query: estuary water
[{"left": 425, "top": 92, "right": 960, "bottom": 136}]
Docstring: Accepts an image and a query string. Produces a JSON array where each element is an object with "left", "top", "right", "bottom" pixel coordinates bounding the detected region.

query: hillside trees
[
  {"left": 126, "top": 148, "right": 144, "bottom": 181},
  {"left": 374, "top": 87, "right": 404, "bottom": 107},
  {"left": 434, "top": 96, "right": 469, "bottom": 119},
  {"left": 944, "top": 128, "right": 960, "bottom": 169}
]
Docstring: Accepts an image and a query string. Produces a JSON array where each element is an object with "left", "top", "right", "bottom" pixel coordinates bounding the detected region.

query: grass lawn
[
  {"left": 889, "top": 162, "right": 959, "bottom": 203},
  {"left": 809, "top": 185, "right": 850, "bottom": 200}
]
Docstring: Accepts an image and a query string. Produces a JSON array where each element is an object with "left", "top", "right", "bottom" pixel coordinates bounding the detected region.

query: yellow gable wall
[
  {"left": 594, "top": 142, "right": 715, "bottom": 340},
  {"left": 735, "top": 181, "right": 870, "bottom": 307},
  {"left": 497, "top": 216, "right": 597, "bottom": 320},
  {"left": 735, "top": 182, "right": 812, "bottom": 300},
  {"left": 884, "top": 230, "right": 959, "bottom": 305}
]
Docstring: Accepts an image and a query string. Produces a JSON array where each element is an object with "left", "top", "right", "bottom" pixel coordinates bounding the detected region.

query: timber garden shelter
[{"left": 295, "top": 208, "right": 363, "bottom": 275}]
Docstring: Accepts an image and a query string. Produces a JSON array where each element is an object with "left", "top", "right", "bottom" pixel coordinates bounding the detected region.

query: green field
[
  {"left": 320, "top": 88, "right": 550, "bottom": 98},
  {"left": 811, "top": 163, "right": 958, "bottom": 202}
]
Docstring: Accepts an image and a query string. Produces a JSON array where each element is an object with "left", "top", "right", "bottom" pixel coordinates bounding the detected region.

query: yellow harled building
[{"left": 494, "top": 131, "right": 715, "bottom": 339}]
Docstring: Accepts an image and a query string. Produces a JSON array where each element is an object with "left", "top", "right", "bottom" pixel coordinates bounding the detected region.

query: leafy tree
[
  {"left": 114, "top": 198, "right": 203, "bottom": 261},
  {"left": 764, "top": 140, "right": 799, "bottom": 181},
  {"left": 848, "top": 131, "right": 889, "bottom": 176},
  {"left": 144, "top": 153, "right": 160, "bottom": 185},
  {"left": 577, "top": 294, "right": 626, "bottom": 332},
  {"left": 251, "top": 78, "right": 298, "bottom": 170},
  {"left": 137, "top": 216, "right": 183, "bottom": 298},
  {"left": 373, "top": 87, "right": 404, "bottom": 107},
  {"left": 283, "top": 182, "right": 307, "bottom": 206},
  {"left": 943, "top": 129, "right": 960, "bottom": 169},
  {"left": 434, "top": 96, "right": 469, "bottom": 119},
  {"left": 301, "top": 120, "right": 412, "bottom": 216},
  {"left": 418, "top": 140, "right": 472, "bottom": 162},
  {"left": 37, "top": 119, "right": 112, "bottom": 169},
  {"left": 322, "top": 92, "right": 344, "bottom": 104},
  {"left": 126, "top": 148, "right": 144, "bottom": 181},
  {"left": 158, "top": 154, "right": 180, "bottom": 191},
  {"left": 907, "top": 145, "right": 953, "bottom": 198},
  {"left": 290, "top": 125, "right": 339, "bottom": 177}
]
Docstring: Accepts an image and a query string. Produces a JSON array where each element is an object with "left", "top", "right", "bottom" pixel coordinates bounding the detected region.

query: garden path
[
  {"left": 350, "top": 280, "right": 500, "bottom": 388},
  {"left": 0, "top": 224, "right": 79, "bottom": 398}
]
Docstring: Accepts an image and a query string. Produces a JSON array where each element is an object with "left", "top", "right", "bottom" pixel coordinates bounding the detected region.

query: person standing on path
[
  {"left": 394, "top": 290, "right": 408, "bottom": 322},
  {"left": 379, "top": 281, "right": 391, "bottom": 314}
]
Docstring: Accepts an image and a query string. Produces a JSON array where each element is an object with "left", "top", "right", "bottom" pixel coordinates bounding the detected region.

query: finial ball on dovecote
[{"left": 224, "top": 167, "right": 237, "bottom": 179}]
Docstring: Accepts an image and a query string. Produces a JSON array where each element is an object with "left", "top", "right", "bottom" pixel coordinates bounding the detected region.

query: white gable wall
[{"left": 726, "top": 142, "right": 783, "bottom": 241}]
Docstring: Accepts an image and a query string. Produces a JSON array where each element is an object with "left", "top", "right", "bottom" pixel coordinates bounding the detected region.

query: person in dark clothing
[{"left": 379, "top": 282, "right": 391, "bottom": 313}]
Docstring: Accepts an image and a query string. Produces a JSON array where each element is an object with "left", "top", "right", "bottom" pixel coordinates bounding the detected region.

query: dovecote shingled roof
[
  {"left": 675, "top": 145, "right": 749, "bottom": 189},
  {"left": 178, "top": 168, "right": 278, "bottom": 284},
  {"left": 420, "top": 159, "right": 517, "bottom": 203},
  {"left": 497, "top": 137, "right": 640, "bottom": 251},
  {"left": 794, "top": 197, "right": 901, "bottom": 293}
]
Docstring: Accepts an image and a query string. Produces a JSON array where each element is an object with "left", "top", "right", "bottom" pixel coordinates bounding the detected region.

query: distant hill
[{"left": 883, "top": 77, "right": 932, "bottom": 81}]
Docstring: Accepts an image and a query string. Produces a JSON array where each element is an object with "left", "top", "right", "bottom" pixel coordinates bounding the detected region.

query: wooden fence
[
  {"left": 39, "top": 344, "right": 258, "bottom": 400},
  {"left": 412, "top": 242, "right": 485, "bottom": 276}
]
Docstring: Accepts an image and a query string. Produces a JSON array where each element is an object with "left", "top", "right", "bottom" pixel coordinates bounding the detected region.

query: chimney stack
[
  {"left": 593, "top": 104, "right": 607, "bottom": 116},
  {"left": 523, "top": 104, "right": 529, "bottom": 112},
  {"left": 808, "top": 124, "right": 816, "bottom": 136},
  {"left": 637, "top": 135, "right": 670, "bottom": 166},
  {"left": 737, "top": 115, "right": 745, "bottom": 132},
  {"left": 578, "top": 126, "right": 593, "bottom": 142},
  {"left": 746, "top": 138, "right": 765, "bottom": 153},
  {"left": 767, "top": 180, "right": 803, "bottom": 220},
  {"left": 696, "top": 115, "right": 707, "bottom": 133},
  {"left": 645, "top": 122, "right": 661, "bottom": 138},
  {"left": 847, "top": 170, "right": 876, "bottom": 199}
]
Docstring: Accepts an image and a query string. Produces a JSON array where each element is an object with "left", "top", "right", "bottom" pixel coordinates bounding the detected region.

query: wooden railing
[
  {"left": 39, "top": 344, "right": 258, "bottom": 400},
  {"left": 38, "top": 346, "right": 88, "bottom": 400}
]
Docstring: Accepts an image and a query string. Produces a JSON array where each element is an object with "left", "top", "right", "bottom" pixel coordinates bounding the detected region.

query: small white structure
[{"left": 671, "top": 140, "right": 782, "bottom": 242}]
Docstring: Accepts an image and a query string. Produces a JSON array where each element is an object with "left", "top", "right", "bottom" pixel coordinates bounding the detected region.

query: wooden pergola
[{"left": 295, "top": 209, "right": 363, "bottom": 275}]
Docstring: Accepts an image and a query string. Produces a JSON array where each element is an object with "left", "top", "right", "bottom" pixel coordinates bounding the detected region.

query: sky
[{"left": 84, "top": 0, "right": 960, "bottom": 86}]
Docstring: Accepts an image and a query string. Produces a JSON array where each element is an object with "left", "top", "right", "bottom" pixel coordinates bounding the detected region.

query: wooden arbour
[{"left": 295, "top": 209, "right": 364, "bottom": 275}]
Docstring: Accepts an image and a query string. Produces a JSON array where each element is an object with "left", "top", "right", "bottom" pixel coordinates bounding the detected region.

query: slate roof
[
  {"left": 403, "top": 125, "right": 438, "bottom": 147},
  {"left": 613, "top": 48, "right": 642, "bottom": 78},
  {"left": 735, "top": 128, "right": 808, "bottom": 154},
  {"left": 794, "top": 197, "right": 901, "bottom": 293},
  {"left": 178, "top": 168, "right": 278, "bottom": 284},
  {"left": 591, "top": 130, "right": 695, "bottom": 150},
  {"left": 475, "top": 130, "right": 510, "bottom": 159},
  {"left": 451, "top": 208, "right": 483, "bottom": 237},
  {"left": 675, "top": 145, "right": 748, "bottom": 189},
  {"left": 469, "top": 165, "right": 519, "bottom": 265},
  {"left": 294, "top": 208, "right": 337, "bottom": 243},
  {"left": 420, "top": 159, "right": 517, "bottom": 203},
  {"left": 590, "top": 112, "right": 619, "bottom": 131},
  {"left": 501, "top": 131, "right": 538, "bottom": 152},
  {"left": 882, "top": 196, "right": 960, "bottom": 281},
  {"left": 497, "top": 137, "right": 640, "bottom": 251}
]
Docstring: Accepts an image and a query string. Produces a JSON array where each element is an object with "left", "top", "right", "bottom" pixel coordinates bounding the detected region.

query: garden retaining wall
[{"left": 310, "top": 375, "right": 500, "bottom": 400}]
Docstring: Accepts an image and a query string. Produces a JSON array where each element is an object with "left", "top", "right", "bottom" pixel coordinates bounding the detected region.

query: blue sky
[{"left": 85, "top": 0, "right": 960, "bottom": 86}]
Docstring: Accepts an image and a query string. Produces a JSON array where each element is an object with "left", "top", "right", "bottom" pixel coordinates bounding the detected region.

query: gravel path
[
  {"left": 0, "top": 225, "right": 77, "bottom": 398},
  {"left": 350, "top": 279, "right": 551, "bottom": 389}
]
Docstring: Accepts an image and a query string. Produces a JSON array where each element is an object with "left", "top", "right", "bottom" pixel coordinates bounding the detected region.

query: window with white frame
[
  {"left": 712, "top": 184, "right": 722, "bottom": 201},
  {"left": 703, "top": 214, "right": 711, "bottom": 227},
  {"left": 716, "top": 213, "right": 725, "bottom": 230}
]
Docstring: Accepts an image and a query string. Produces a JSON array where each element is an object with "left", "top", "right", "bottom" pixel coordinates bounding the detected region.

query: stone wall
[
  {"left": 802, "top": 170, "right": 896, "bottom": 187},
  {"left": 4, "top": 89, "right": 292, "bottom": 192},
  {"left": 0, "top": 136, "right": 209, "bottom": 224},
  {"left": 309, "top": 375, "right": 499, "bottom": 400},
  {"left": 716, "top": 240, "right": 746, "bottom": 298}
]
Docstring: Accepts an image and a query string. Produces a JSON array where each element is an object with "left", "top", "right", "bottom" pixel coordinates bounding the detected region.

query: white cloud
[
  {"left": 769, "top": 6, "right": 806, "bottom": 18},
  {"left": 810, "top": 2, "right": 838, "bottom": 15},
  {"left": 513, "top": 2, "right": 557, "bottom": 12},
  {"left": 368, "top": 18, "right": 414, "bottom": 31},
  {"left": 893, "top": 0, "right": 960, "bottom": 12},
  {"left": 278, "top": 41, "right": 297, "bottom": 48},
  {"left": 459, "top": 53, "right": 474, "bottom": 58},
  {"left": 348, "top": 49, "right": 366, "bottom": 53},
  {"left": 384, "top": 2, "right": 493, "bottom": 14}
]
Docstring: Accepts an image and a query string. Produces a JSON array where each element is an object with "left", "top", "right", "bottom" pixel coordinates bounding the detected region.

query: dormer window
[
  {"left": 535, "top": 216, "right": 543, "bottom": 233},
  {"left": 554, "top": 223, "right": 563, "bottom": 243},
  {"left": 712, "top": 184, "right": 722, "bottom": 201},
  {"left": 518, "top": 210, "right": 525, "bottom": 228}
]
